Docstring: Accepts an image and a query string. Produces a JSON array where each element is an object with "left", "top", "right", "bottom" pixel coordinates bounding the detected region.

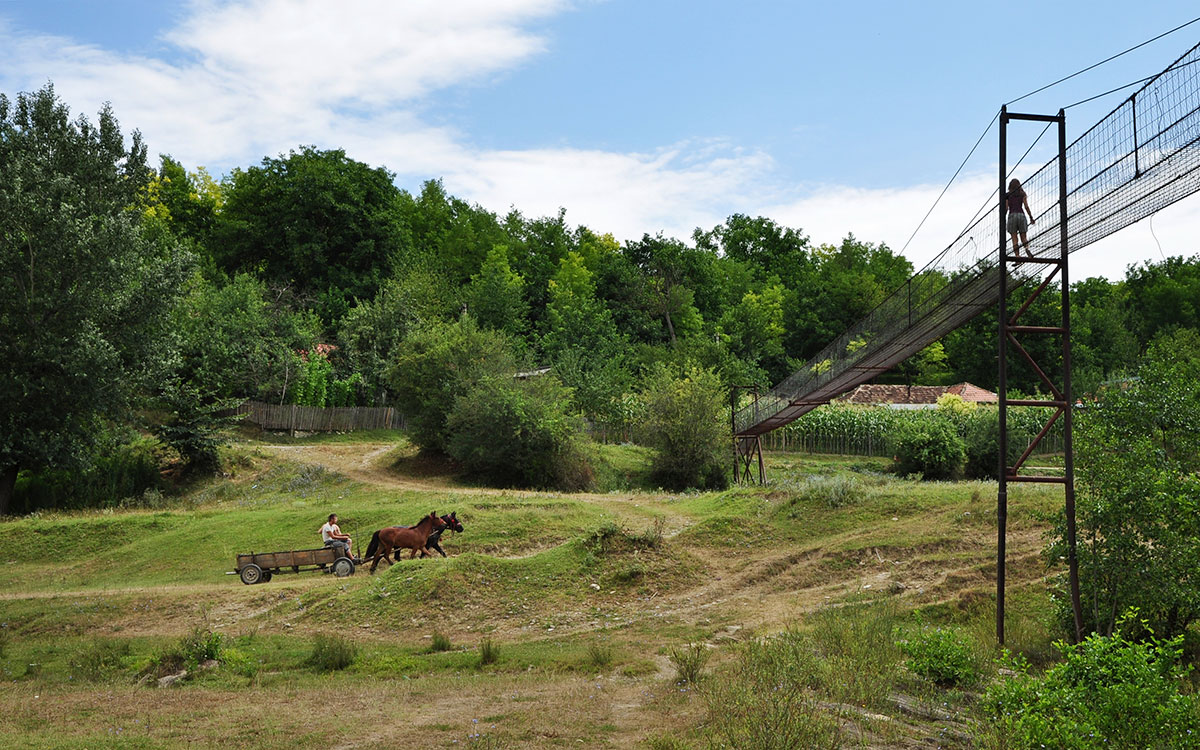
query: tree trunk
[{"left": 0, "top": 465, "right": 17, "bottom": 516}]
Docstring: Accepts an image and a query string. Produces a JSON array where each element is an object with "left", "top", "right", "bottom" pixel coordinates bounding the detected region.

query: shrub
[
  {"left": 387, "top": 316, "right": 517, "bottom": 453},
  {"left": 479, "top": 637, "right": 500, "bottom": 666},
  {"left": 13, "top": 434, "right": 162, "bottom": 513},
  {"left": 961, "top": 406, "right": 1001, "bottom": 480},
  {"left": 70, "top": 639, "right": 131, "bottom": 682},
  {"left": 585, "top": 521, "right": 662, "bottom": 556},
  {"left": 984, "top": 613, "right": 1200, "bottom": 749},
  {"left": 895, "top": 624, "right": 978, "bottom": 686},
  {"left": 641, "top": 366, "right": 729, "bottom": 491},
  {"left": 668, "top": 643, "right": 709, "bottom": 685},
  {"left": 1050, "top": 331, "right": 1200, "bottom": 638},
  {"left": 180, "top": 626, "right": 223, "bottom": 666},
  {"left": 892, "top": 419, "right": 965, "bottom": 480},
  {"left": 220, "top": 647, "right": 261, "bottom": 681},
  {"left": 305, "top": 634, "right": 356, "bottom": 672},
  {"left": 445, "top": 374, "right": 594, "bottom": 491},
  {"left": 798, "top": 475, "right": 863, "bottom": 508},
  {"left": 429, "top": 631, "right": 453, "bottom": 653},
  {"left": 143, "top": 626, "right": 224, "bottom": 678}
]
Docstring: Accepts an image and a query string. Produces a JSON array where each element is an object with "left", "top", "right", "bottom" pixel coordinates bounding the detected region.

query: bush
[
  {"left": 797, "top": 475, "right": 863, "bottom": 509},
  {"left": 895, "top": 624, "right": 978, "bottom": 686},
  {"left": 220, "top": 647, "right": 261, "bottom": 681},
  {"left": 305, "top": 634, "right": 357, "bottom": 672},
  {"left": 445, "top": 374, "right": 594, "bottom": 491},
  {"left": 479, "top": 637, "right": 500, "bottom": 666},
  {"left": 387, "top": 317, "right": 517, "bottom": 453},
  {"left": 1051, "top": 331, "right": 1200, "bottom": 638},
  {"left": 143, "top": 626, "right": 224, "bottom": 678},
  {"left": 429, "top": 631, "right": 453, "bottom": 653},
  {"left": 984, "top": 613, "right": 1200, "bottom": 749},
  {"left": 961, "top": 407, "right": 1001, "bottom": 480},
  {"left": 892, "top": 419, "right": 965, "bottom": 480},
  {"left": 13, "top": 434, "right": 162, "bottom": 513},
  {"left": 641, "top": 366, "right": 729, "bottom": 491},
  {"left": 668, "top": 643, "right": 709, "bottom": 685}
]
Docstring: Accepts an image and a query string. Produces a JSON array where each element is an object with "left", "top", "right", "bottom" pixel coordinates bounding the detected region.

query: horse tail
[{"left": 365, "top": 530, "right": 381, "bottom": 559}]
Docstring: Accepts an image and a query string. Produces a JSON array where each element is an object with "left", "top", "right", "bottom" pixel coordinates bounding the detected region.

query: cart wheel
[
  {"left": 261, "top": 571, "right": 273, "bottom": 583},
  {"left": 332, "top": 557, "right": 354, "bottom": 577},
  {"left": 239, "top": 563, "right": 263, "bottom": 585}
]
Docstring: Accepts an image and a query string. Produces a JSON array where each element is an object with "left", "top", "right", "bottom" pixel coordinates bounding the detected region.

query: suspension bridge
[
  {"left": 733, "top": 39, "right": 1200, "bottom": 449},
  {"left": 730, "top": 37, "right": 1200, "bottom": 643}
]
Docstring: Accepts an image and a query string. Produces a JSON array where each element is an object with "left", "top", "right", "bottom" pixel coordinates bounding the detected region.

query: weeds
[
  {"left": 586, "top": 641, "right": 614, "bottom": 669},
  {"left": 586, "top": 519, "right": 664, "bottom": 555},
  {"left": 703, "top": 635, "right": 843, "bottom": 749},
  {"left": 643, "top": 734, "right": 691, "bottom": 750},
  {"left": 305, "top": 634, "right": 357, "bottom": 672},
  {"left": 69, "top": 639, "right": 131, "bottom": 682},
  {"left": 430, "top": 631, "right": 453, "bottom": 653},
  {"left": 143, "top": 626, "right": 224, "bottom": 678},
  {"left": 702, "top": 603, "right": 904, "bottom": 748},
  {"left": 478, "top": 637, "right": 500, "bottom": 666},
  {"left": 668, "top": 642, "right": 708, "bottom": 685},
  {"left": 895, "top": 622, "right": 978, "bottom": 687}
]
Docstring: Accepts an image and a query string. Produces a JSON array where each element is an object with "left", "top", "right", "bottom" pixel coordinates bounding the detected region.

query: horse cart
[{"left": 232, "top": 547, "right": 358, "bottom": 584}]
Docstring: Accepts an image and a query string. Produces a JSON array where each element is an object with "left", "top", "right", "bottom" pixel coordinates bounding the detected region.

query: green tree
[
  {"left": 338, "top": 272, "right": 455, "bottom": 405},
  {"left": 215, "top": 146, "right": 411, "bottom": 324},
  {"left": 1124, "top": 255, "right": 1200, "bottom": 345},
  {"left": 541, "top": 252, "right": 632, "bottom": 422},
  {"left": 466, "top": 245, "right": 528, "bottom": 337},
  {"left": 641, "top": 366, "right": 730, "bottom": 490},
  {"left": 387, "top": 317, "right": 517, "bottom": 453},
  {"left": 719, "top": 281, "right": 787, "bottom": 377},
  {"left": 145, "top": 155, "right": 222, "bottom": 250},
  {"left": 1051, "top": 330, "right": 1200, "bottom": 637},
  {"left": 445, "top": 374, "right": 593, "bottom": 490},
  {"left": 0, "top": 85, "right": 188, "bottom": 513}
]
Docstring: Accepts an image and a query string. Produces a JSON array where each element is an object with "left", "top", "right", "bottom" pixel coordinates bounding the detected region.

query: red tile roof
[{"left": 841, "top": 382, "right": 997, "bottom": 405}]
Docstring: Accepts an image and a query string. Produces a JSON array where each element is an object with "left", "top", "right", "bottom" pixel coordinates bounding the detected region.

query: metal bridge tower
[{"left": 997, "top": 107, "right": 1084, "bottom": 645}]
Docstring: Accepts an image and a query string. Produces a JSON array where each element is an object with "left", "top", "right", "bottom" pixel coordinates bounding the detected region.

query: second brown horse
[{"left": 364, "top": 513, "right": 447, "bottom": 573}]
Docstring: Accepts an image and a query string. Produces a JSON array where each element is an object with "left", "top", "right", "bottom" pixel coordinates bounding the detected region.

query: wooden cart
[{"left": 234, "top": 547, "right": 356, "bottom": 584}]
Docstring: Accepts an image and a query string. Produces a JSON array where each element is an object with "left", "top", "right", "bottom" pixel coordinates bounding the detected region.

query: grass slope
[{"left": 0, "top": 437, "right": 1070, "bottom": 749}]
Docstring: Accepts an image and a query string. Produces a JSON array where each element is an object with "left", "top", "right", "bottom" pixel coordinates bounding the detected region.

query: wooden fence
[{"left": 237, "top": 401, "right": 406, "bottom": 433}]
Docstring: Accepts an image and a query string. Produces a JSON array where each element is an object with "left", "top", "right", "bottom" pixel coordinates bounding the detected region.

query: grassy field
[{"left": 0, "top": 436, "right": 1071, "bottom": 748}]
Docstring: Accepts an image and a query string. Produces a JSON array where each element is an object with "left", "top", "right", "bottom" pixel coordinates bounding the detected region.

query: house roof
[{"left": 841, "top": 382, "right": 997, "bottom": 405}]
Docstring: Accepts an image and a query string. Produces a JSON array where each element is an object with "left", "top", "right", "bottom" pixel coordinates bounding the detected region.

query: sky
[{"left": 2, "top": 0, "right": 1199, "bottom": 281}]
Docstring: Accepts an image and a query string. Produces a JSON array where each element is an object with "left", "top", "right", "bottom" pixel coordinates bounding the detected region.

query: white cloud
[{"left": 0, "top": 0, "right": 1196, "bottom": 286}]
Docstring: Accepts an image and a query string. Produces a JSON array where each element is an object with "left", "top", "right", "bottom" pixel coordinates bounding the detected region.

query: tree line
[{"left": 3, "top": 84, "right": 1199, "bottom": 512}]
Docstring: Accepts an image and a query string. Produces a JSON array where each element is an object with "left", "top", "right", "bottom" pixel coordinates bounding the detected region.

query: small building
[{"left": 840, "top": 382, "right": 997, "bottom": 410}]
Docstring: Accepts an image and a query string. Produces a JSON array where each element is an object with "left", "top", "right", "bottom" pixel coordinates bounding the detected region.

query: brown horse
[{"left": 364, "top": 512, "right": 447, "bottom": 573}]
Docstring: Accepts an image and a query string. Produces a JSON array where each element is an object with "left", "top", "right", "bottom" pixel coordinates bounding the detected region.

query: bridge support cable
[
  {"left": 997, "top": 109, "right": 1084, "bottom": 647},
  {"left": 733, "top": 39, "right": 1200, "bottom": 441}
]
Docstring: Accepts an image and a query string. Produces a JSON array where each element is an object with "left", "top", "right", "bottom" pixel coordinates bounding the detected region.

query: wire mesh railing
[{"left": 736, "top": 40, "right": 1200, "bottom": 436}]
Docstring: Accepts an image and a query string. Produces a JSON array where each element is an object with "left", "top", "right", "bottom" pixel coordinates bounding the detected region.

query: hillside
[{"left": 0, "top": 437, "right": 1065, "bottom": 749}]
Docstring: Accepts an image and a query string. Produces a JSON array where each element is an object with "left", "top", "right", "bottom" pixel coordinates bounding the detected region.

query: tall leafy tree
[
  {"left": 0, "top": 85, "right": 188, "bottom": 512},
  {"left": 215, "top": 146, "right": 411, "bottom": 324},
  {"left": 466, "top": 245, "right": 528, "bottom": 337},
  {"left": 1051, "top": 330, "right": 1200, "bottom": 637}
]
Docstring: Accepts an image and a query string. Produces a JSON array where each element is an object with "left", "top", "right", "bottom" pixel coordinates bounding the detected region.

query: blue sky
[{"left": 2, "top": 0, "right": 1198, "bottom": 280}]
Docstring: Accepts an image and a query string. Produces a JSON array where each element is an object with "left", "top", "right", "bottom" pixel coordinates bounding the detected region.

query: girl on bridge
[{"left": 1005, "top": 178, "right": 1036, "bottom": 259}]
